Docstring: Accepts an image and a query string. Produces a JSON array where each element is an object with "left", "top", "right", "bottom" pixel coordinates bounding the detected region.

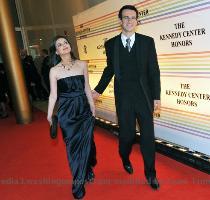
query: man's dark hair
[{"left": 118, "top": 5, "right": 139, "bottom": 20}]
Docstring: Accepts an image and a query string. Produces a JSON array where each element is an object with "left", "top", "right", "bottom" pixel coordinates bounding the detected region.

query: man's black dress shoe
[
  {"left": 147, "top": 177, "right": 160, "bottom": 190},
  {"left": 85, "top": 168, "right": 95, "bottom": 182},
  {"left": 123, "top": 163, "right": 133, "bottom": 174}
]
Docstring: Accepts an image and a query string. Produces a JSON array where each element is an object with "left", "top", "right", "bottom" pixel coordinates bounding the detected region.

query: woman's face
[{"left": 55, "top": 38, "right": 71, "bottom": 56}]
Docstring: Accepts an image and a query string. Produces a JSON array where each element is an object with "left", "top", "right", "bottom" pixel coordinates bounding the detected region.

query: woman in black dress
[{"left": 47, "top": 35, "right": 96, "bottom": 199}]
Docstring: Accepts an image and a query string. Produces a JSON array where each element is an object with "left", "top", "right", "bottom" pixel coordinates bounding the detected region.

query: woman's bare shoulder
[
  {"left": 76, "top": 60, "right": 87, "bottom": 65},
  {"left": 51, "top": 64, "right": 61, "bottom": 71},
  {"left": 76, "top": 60, "right": 87, "bottom": 70},
  {"left": 50, "top": 64, "right": 61, "bottom": 76}
]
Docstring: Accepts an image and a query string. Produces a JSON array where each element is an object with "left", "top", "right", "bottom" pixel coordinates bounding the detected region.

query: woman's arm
[
  {"left": 83, "top": 61, "right": 95, "bottom": 117},
  {"left": 47, "top": 68, "right": 58, "bottom": 124}
]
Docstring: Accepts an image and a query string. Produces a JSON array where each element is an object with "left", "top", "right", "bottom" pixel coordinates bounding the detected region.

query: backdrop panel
[{"left": 73, "top": 0, "right": 210, "bottom": 155}]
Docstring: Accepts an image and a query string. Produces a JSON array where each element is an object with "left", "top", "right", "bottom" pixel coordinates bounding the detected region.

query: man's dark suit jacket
[{"left": 94, "top": 33, "right": 161, "bottom": 114}]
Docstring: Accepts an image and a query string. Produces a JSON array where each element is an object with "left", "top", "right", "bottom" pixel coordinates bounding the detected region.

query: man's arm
[
  {"left": 94, "top": 41, "right": 114, "bottom": 95},
  {"left": 148, "top": 38, "right": 161, "bottom": 115},
  {"left": 148, "top": 38, "right": 161, "bottom": 100}
]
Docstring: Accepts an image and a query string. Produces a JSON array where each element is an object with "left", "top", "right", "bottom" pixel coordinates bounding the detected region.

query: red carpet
[{"left": 0, "top": 111, "right": 209, "bottom": 200}]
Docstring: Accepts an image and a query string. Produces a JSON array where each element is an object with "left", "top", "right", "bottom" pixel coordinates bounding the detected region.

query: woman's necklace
[{"left": 61, "top": 60, "right": 75, "bottom": 71}]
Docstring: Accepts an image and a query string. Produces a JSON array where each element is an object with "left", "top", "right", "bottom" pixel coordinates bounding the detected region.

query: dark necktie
[{"left": 126, "top": 38, "right": 131, "bottom": 52}]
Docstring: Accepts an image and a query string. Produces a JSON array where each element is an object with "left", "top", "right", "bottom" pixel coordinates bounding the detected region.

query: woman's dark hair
[
  {"left": 118, "top": 5, "right": 139, "bottom": 20},
  {"left": 49, "top": 35, "right": 77, "bottom": 67},
  {"left": 42, "top": 48, "right": 48, "bottom": 55}
]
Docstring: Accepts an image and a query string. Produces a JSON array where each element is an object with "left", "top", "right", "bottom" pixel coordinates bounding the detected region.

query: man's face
[{"left": 120, "top": 9, "right": 138, "bottom": 34}]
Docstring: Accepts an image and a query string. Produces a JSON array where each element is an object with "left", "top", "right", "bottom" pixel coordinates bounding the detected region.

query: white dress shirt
[{"left": 121, "top": 33, "right": 135, "bottom": 48}]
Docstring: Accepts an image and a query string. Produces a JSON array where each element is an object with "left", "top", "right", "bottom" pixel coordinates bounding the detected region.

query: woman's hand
[
  {"left": 92, "top": 90, "right": 100, "bottom": 102},
  {"left": 90, "top": 104, "right": 96, "bottom": 117},
  {"left": 47, "top": 115, "right": 52, "bottom": 125}
]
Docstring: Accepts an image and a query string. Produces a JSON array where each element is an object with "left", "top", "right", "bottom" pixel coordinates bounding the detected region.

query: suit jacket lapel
[
  {"left": 135, "top": 34, "right": 143, "bottom": 77},
  {"left": 114, "top": 35, "right": 120, "bottom": 80}
]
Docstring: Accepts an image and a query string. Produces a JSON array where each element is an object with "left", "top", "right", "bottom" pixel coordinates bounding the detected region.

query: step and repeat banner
[{"left": 73, "top": 0, "right": 210, "bottom": 155}]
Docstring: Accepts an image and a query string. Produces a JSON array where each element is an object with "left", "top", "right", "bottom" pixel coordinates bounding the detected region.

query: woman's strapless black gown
[{"left": 57, "top": 75, "right": 96, "bottom": 199}]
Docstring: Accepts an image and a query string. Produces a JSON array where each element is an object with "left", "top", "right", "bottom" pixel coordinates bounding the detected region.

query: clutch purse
[{"left": 50, "top": 115, "right": 58, "bottom": 139}]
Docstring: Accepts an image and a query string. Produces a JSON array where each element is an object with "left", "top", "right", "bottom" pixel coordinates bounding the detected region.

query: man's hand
[
  {"left": 153, "top": 100, "right": 161, "bottom": 117},
  {"left": 92, "top": 90, "right": 100, "bottom": 102}
]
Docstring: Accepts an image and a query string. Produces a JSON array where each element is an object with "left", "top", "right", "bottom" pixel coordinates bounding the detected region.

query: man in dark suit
[
  {"left": 20, "top": 49, "right": 48, "bottom": 101},
  {"left": 41, "top": 49, "right": 51, "bottom": 92},
  {"left": 92, "top": 5, "right": 161, "bottom": 189}
]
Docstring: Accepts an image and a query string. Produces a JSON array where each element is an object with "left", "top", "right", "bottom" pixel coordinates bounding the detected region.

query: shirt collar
[{"left": 121, "top": 33, "right": 135, "bottom": 48}]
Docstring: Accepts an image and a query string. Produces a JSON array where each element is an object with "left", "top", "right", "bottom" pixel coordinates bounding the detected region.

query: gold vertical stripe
[{"left": 0, "top": 0, "right": 32, "bottom": 124}]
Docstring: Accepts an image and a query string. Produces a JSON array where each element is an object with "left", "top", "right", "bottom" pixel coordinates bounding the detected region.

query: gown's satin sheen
[{"left": 57, "top": 75, "right": 95, "bottom": 197}]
